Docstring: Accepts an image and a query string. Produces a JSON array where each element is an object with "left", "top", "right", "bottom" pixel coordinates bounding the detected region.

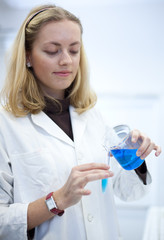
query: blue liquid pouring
[{"left": 111, "top": 148, "right": 144, "bottom": 170}]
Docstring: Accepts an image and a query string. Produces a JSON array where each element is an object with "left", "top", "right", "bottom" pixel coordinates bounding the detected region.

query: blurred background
[{"left": 0, "top": 0, "right": 164, "bottom": 239}]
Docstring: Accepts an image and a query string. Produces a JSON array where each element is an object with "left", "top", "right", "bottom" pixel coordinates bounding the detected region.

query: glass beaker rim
[{"left": 110, "top": 132, "right": 131, "bottom": 150}]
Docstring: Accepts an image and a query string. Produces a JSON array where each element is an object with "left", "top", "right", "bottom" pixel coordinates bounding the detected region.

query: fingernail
[
  {"left": 156, "top": 152, "right": 160, "bottom": 157},
  {"left": 136, "top": 151, "right": 141, "bottom": 156},
  {"left": 132, "top": 138, "right": 137, "bottom": 143},
  {"left": 105, "top": 173, "right": 110, "bottom": 177}
]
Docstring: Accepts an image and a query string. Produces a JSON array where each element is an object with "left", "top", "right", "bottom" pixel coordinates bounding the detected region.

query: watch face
[
  {"left": 45, "top": 193, "right": 64, "bottom": 216},
  {"left": 46, "top": 196, "right": 56, "bottom": 210}
]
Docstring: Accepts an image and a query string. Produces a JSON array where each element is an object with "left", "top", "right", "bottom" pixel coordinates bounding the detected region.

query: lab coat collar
[
  {"left": 31, "top": 106, "right": 88, "bottom": 147},
  {"left": 69, "top": 106, "right": 88, "bottom": 148}
]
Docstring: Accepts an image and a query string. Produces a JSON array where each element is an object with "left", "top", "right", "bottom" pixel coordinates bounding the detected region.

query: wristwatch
[{"left": 45, "top": 192, "right": 64, "bottom": 216}]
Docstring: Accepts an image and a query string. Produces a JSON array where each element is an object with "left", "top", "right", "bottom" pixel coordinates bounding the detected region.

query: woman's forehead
[{"left": 35, "top": 20, "right": 81, "bottom": 44}]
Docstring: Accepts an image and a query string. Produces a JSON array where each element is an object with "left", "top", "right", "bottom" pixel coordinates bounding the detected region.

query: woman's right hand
[{"left": 54, "top": 163, "right": 113, "bottom": 210}]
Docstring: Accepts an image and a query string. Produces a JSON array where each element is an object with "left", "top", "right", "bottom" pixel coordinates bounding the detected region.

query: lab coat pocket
[{"left": 10, "top": 148, "right": 59, "bottom": 202}]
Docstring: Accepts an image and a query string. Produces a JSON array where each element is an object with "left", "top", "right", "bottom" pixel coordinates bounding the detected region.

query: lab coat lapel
[
  {"left": 31, "top": 111, "right": 74, "bottom": 146},
  {"left": 70, "top": 106, "right": 88, "bottom": 148}
]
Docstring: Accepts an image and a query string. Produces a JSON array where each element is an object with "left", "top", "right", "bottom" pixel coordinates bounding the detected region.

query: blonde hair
[{"left": 1, "top": 4, "right": 97, "bottom": 117}]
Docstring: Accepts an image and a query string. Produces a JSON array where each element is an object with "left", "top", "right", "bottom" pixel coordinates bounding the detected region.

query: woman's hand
[
  {"left": 54, "top": 163, "right": 113, "bottom": 210},
  {"left": 131, "top": 129, "right": 161, "bottom": 160}
]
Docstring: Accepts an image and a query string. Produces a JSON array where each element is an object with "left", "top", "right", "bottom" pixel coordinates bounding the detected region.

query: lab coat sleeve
[
  {"left": 111, "top": 158, "right": 152, "bottom": 201},
  {"left": 0, "top": 144, "right": 29, "bottom": 240}
]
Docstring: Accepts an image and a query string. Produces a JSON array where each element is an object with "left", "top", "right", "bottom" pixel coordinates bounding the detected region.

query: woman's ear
[{"left": 26, "top": 52, "right": 32, "bottom": 68}]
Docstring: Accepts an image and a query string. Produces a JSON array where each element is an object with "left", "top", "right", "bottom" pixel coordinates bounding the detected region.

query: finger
[
  {"left": 78, "top": 188, "right": 91, "bottom": 196},
  {"left": 154, "top": 145, "right": 162, "bottom": 157},
  {"left": 81, "top": 171, "right": 114, "bottom": 185},
  {"left": 138, "top": 143, "right": 161, "bottom": 159},
  {"left": 131, "top": 129, "right": 140, "bottom": 143},
  {"left": 140, "top": 143, "right": 154, "bottom": 159},
  {"left": 76, "top": 163, "right": 110, "bottom": 171},
  {"left": 81, "top": 169, "right": 112, "bottom": 176},
  {"left": 136, "top": 137, "right": 152, "bottom": 157}
]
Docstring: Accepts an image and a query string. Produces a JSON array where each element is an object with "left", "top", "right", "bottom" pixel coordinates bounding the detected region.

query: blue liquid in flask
[{"left": 111, "top": 148, "right": 144, "bottom": 170}]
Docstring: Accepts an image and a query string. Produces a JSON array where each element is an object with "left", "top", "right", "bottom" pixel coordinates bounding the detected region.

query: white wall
[
  {"left": 1, "top": 1, "right": 164, "bottom": 95},
  {"left": 0, "top": 1, "right": 164, "bottom": 239}
]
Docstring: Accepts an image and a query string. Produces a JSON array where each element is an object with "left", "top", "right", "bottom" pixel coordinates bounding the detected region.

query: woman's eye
[
  {"left": 70, "top": 50, "right": 79, "bottom": 55},
  {"left": 45, "top": 51, "right": 58, "bottom": 55}
]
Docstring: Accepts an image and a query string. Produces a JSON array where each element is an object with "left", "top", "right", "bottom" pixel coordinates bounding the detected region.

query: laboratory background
[{"left": 0, "top": 0, "right": 164, "bottom": 239}]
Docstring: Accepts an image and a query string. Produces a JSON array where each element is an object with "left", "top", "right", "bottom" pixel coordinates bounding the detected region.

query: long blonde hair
[{"left": 1, "top": 4, "right": 97, "bottom": 117}]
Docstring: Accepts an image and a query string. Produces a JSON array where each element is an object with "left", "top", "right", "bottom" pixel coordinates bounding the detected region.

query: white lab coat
[{"left": 0, "top": 105, "right": 151, "bottom": 240}]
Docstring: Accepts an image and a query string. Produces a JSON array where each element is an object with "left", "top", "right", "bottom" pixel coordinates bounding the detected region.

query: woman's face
[{"left": 27, "top": 20, "right": 81, "bottom": 99}]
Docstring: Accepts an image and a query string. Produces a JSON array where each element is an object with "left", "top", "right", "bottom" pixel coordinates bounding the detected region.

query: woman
[{"left": 0, "top": 4, "right": 161, "bottom": 240}]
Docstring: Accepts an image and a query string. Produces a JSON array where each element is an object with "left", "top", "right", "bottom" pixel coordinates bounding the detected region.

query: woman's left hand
[{"left": 131, "top": 129, "right": 161, "bottom": 160}]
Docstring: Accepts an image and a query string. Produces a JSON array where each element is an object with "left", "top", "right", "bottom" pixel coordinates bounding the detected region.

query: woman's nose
[{"left": 59, "top": 51, "right": 72, "bottom": 65}]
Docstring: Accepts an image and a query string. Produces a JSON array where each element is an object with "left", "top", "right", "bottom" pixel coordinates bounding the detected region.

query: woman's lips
[{"left": 53, "top": 71, "right": 71, "bottom": 77}]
